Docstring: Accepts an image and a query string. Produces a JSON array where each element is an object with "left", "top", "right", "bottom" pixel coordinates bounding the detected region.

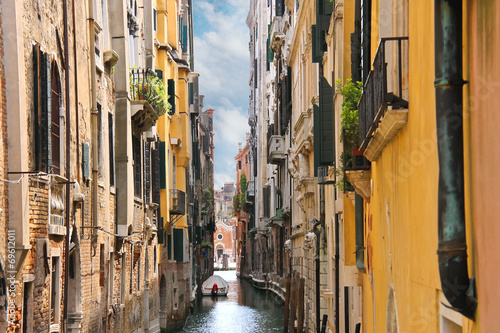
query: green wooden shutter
[
  {"left": 40, "top": 50, "right": 50, "bottom": 172},
  {"left": 167, "top": 233, "right": 172, "bottom": 260},
  {"left": 159, "top": 141, "right": 166, "bottom": 189},
  {"left": 188, "top": 82, "right": 194, "bottom": 105},
  {"left": 168, "top": 79, "right": 176, "bottom": 115},
  {"left": 173, "top": 228, "right": 185, "bottom": 262},
  {"left": 311, "top": 25, "right": 321, "bottom": 63},
  {"left": 314, "top": 76, "right": 335, "bottom": 176},
  {"left": 267, "top": 25, "right": 274, "bottom": 63},
  {"left": 155, "top": 69, "right": 163, "bottom": 81},
  {"left": 313, "top": 104, "right": 321, "bottom": 176}
]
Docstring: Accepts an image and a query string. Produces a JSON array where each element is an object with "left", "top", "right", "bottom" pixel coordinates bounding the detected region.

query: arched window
[{"left": 51, "top": 64, "right": 61, "bottom": 174}]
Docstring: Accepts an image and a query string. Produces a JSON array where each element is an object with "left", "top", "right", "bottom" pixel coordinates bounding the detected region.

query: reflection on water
[{"left": 177, "top": 271, "right": 284, "bottom": 333}]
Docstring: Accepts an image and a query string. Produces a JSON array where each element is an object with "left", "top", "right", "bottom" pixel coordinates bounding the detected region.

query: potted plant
[{"left": 335, "top": 79, "right": 363, "bottom": 191}]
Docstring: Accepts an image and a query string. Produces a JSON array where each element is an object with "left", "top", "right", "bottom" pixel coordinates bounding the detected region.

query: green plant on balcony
[
  {"left": 336, "top": 79, "right": 363, "bottom": 191},
  {"left": 233, "top": 194, "right": 240, "bottom": 216},
  {"left": 130, "top": 68, "right": 171, "bottom": 117},
  {"left": 201, "top": 241, "right": 213, "bottom": 249}
]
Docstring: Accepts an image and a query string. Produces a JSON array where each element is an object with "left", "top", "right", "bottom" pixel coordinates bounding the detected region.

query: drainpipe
[
  {"left": 63, "top": 0, "right": 71, "bottom": 331},
  {"left": 89, "top": 0, "right": 98, "bottom": 248},
  {"left": 434, "top": 0, "right": 477, "bottom": 319},
  {"left": 313, "top": 219, "right": 322, "bottom": 333},
  {"left": 73, "top": 0, "right": 80, "bottom": 180}
]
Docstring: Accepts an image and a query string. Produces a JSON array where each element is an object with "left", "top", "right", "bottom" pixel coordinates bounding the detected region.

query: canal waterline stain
[{"left": 177, "top": 271, "right": 284, "bottom": 333}]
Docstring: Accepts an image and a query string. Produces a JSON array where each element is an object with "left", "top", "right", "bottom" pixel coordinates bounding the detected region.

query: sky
[{"left": 193, "top": 0, "right": 250, "bottom": 190}]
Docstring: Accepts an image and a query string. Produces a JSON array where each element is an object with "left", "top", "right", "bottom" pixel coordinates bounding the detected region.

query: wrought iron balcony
[
  {"left": 358, "top": 37, "right": 409, "bottom": 151},
  {"left": 130, "top": 68, "right": 168, "bottom": 132},
  {"left": 169, "top": 189, "right": 186, "bottom": 216}
]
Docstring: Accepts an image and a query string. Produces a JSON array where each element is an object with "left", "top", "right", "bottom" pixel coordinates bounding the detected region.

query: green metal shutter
[
  {"left": 173, "top": 228, "right": 185, "bottom": 262},
  {"left": 159, "top": 141, "right": 166, "bottom": 189},
  {"left": 168, "top": 79, "right": 176, "bottom": 115}
]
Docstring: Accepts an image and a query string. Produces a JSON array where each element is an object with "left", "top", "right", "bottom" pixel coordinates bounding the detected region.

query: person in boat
[{"left": 211, "top": 283, "right": 218, "bottom": 295}]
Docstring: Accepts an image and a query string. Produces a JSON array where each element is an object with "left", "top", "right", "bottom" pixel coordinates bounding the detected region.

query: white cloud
[{"left": 194, "top": 0, "right": 250, "bottom": 189}]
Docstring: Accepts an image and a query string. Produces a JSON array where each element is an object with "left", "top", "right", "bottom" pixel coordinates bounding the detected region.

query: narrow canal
[{"left": 177, "top": 271, "right": 284, "bottom": 332}]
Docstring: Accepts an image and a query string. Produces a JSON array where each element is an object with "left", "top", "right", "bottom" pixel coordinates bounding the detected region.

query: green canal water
[{"left": 176, "top": 270, "right": 284, "bottom": 333}]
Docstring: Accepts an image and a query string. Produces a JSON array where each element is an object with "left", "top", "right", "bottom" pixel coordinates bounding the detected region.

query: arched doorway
[{"left": 67, "top": 226, "right": 82, "bottom": 332}]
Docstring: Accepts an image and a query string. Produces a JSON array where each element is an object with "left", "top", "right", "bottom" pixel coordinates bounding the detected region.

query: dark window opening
[
  {"left": 50, "top": 65, "right": 61, "bottom": 175},
  {"left": 133, "top": 136, "right": 142, "bottom": 197}
]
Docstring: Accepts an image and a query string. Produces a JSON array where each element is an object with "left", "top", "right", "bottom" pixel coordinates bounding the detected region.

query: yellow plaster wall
[{"left": 360, "top": 0, "right": 477, "bottom": 331}]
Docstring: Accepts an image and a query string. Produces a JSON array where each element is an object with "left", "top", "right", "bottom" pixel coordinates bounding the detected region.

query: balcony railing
[
  {"left": 130, "top": 68, "right": 168, "bottom": 118},
  {"left": 358, "top": 37, "right": 409, "bottom": 150},
  {"left": 343, "top": 129, "right": 370, "bottom": 172},
  {"left": 169, "top": 189, "right": 186, "bottom": 216}
]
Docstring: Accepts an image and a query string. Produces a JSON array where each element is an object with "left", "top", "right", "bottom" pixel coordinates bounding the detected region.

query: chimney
[{"left": 238, "top": 142, "right": 242, "bottom": 152}]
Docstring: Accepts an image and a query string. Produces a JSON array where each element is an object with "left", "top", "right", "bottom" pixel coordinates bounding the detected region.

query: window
[
  {"left": 154, "top": 245, "right": 157, "bottom": 274},
  {"left": 133, "top": 136, "right": 142, "bottom": 197},
  {"left": 137, "top": 253, "right": 141, "bottom": 292},
  {"left": 217, "top": 234, "right": 223, "bottom": 240},
  {"left": 172, "top": 153, "right": 176, "bottom": 190},
  {"left": 120, "top": 254, "right": 126, "bottom": 303},
  {"left": 108, "top": 252, "right": 114, "bottom": 305},
  {"left": 98, "top": 104, "right": 104, "bottom": 181},
  {"left": 144, "top": 142, "right": 151, "bottom": 203},
  {"left": 50, "top": 256, "right": 61, "bottom": 326},
  {"left": 109, "top": 112, "right": 115, "bottom": 186},
  {"left": 99, "top": 244, "right": 105, "bottom": 287},
  {"left": 23, "top": 281, "right": 34, "bottom": 333},
  {"left": 153, "top": 8, "right": 157, "bottom": 32},
  {"left": 50, "top": 64, "right": 61, "bottom": 175},
  {"left": 238, "top": 161, "right": 242, "bottom": 170}
]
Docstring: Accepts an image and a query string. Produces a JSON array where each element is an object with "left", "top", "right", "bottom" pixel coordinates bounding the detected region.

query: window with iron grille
[
  {"left": 133, "top": 136, "right": 142, "bottom": 197},
  {"left": 143, "top": 141, "right": 151, "bottom": 204},
  {"left": 109, "top": 112, "right": 115, "bottom": 186}
]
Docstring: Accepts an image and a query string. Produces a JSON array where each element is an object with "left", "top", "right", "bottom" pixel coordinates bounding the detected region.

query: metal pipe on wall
[
  {"left": 434, "top": 0, "right": 477, "bottom": 319},
  {"left": 63, "top": 0, "right": 71, "bottom": 331},
  {"left": 89, "top": 0, "right": 98, "bottom": 247}
]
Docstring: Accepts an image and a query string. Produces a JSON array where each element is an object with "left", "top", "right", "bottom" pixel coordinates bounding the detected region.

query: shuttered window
[
  {"left": 159, "top": 141, "right": 166, "bottom": 189},
  {"left": 152, "top": 140, "right": 161, "bottom": 204},
  {"left": 173, "top": 228, "right": 185, "bottom": 262},
  {"left": 133, "top": 136, "right": 142, "bottom": 197},
  {"left": 314, "top": 76, "right": 335, "bottom": 176},
  {"left": 143, "top": 142, "right": 151, "bottom": 204},
  {"left": 168, "top": 79, "right": 176, "bottom": 115},
  {"left": 109, "top": 112, "right": 115, "bottom": 186},
  {"left": 50, "top": 65, "right": 61, "bottom": 175},
  {"left": 33, "top": 44, "right": 50, "bottom": 172}
]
